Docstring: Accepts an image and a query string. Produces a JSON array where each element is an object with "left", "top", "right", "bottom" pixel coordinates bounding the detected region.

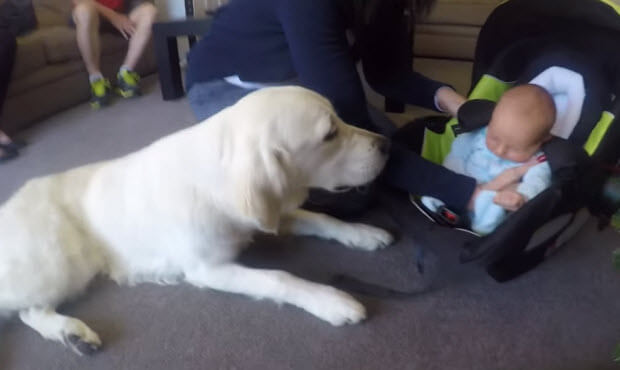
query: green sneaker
[
  {"left": 116, "top": 69, "right": 141, "bottom": 98},
  {"left": 90, "top": 78, "right": 112, "bottom": 109}
]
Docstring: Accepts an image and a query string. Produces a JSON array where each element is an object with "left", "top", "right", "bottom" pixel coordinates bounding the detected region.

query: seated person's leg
[
  {"left": 0, "top": 129, "right": 19, "bottom": 162},
  {"left": 0, "top": 28, "right": 19, "bottom": 162},
  {"left": 73, "top": 0, "right": 102, "bottom": 76},
  {"left": 116, "top": 1, "right": 158, "bottom": 97},
  {"left": 73, "top": 0, "right": 112, "bottom": 108}
]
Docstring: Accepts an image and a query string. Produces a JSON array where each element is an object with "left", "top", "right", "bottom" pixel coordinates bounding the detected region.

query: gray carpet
[{"left": 1, "top": 75, "right": 619, "bottom": 370}]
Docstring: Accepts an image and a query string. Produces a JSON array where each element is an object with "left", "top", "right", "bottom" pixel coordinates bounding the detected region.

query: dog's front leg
[
  {"left": 280, "top": 209, "right": 393, "bottom": 251},
  {"left": 185, "top": 262, "right": 365, "bottom": 326}
]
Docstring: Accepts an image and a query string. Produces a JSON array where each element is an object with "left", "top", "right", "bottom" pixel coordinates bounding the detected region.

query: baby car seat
[{"left": 408, "top": 0, "right": 620, "bottom": 282}]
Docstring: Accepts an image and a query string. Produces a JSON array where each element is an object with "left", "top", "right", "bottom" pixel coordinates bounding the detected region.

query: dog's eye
[{"left": 323, "top": 129, "right": 338, "bottom": 142}]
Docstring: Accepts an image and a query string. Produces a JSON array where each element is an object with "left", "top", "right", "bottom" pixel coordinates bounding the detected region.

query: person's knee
[
  {"left": 72, "top": 1, "right": 98, "bottom": 25},
  {"left": 134, "top": 3, "right": 158, "bottom": 24}
]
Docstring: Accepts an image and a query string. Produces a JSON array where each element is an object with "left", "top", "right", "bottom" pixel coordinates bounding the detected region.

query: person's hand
[
  {"left": 435, "top": 87, "right": 466, "bottom": 117},
  {"left": 483, "top": 160, "right": 538, "bottom": 191},
  {"left": 493, "top": 189, "right": 526, "bottom": 211},
  {"left": 109, "top": 13, "right": 136, "bottom": 39}
]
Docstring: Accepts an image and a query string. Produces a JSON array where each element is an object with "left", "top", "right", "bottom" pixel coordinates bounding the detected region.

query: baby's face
[
  {"left": 486, "top": 115, "right": 544, "bottom": 163},
  {"left": 484, "top": 84, "right": 555, "bottom": 162}
]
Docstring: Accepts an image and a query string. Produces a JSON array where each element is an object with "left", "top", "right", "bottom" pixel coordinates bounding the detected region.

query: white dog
[{"left": 0, "top": 86, "right": 393, "bottom": 355}]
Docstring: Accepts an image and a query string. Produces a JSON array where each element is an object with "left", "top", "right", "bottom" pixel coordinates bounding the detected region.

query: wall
[
  {"left": 154, "top": 0, "right": 191, "bottom": 64},
  {"left": 154, "top": 0, "right": 186, "bottom": 20}
]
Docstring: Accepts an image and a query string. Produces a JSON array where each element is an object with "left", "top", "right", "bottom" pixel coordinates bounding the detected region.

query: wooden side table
[{"left": 152, "top": 17, "right": 212, "bottom": 100}]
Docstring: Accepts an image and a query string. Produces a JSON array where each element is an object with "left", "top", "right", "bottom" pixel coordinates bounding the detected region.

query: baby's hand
[
  {"left": 483, "top": 159, "right": 538, "bottom": 191},
  {"left": 493, "top": 190, "right": 526, "bottom": 211}
]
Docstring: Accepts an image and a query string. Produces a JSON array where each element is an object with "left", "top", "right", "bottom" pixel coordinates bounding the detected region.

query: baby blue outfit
[{"left": 421, "top": 127, "right": 552, "bottom": 235}]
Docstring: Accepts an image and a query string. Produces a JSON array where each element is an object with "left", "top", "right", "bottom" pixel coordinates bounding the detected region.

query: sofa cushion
[
  {"left": 16, "top": 26, "right": 129, "bottom": 65},
  {"left": 32, "top": 0, "right": 72, "bottom": 27},
  {"left": 12, "top": 31, "right": 47, "bottom": 79},
  {"left": 36, "top": 26, "right": 78, "bottom": 63},
  {"left": 413, "top": 0, "right": 502, "bottom": 60},
  {"left": 416, "top": 24, "right": 480, "bottom": 38},
  {"left": 414, "top": 24, "right": 480, "bottom": 60},
  {"left": 40, "top": 27, "right": 82, "bottom": 63},
  {"left": 423, "top": 0, "right": 502, "bottom": 27},
  {"left": 8, "top": 59, "right": 84, "bottom": 97}
]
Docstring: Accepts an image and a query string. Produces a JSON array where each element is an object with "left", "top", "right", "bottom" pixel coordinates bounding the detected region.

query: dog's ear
[
  {"left": 238, "top": 184, "right": 280, "bottom": 233},
  {"left": 236, "top": 148, "right": 292, "bottom": 234}
]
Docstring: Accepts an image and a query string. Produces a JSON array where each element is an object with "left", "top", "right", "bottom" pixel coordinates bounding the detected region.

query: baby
[{"left": 422, "top": 84, "right": 556, "bottom": 234}]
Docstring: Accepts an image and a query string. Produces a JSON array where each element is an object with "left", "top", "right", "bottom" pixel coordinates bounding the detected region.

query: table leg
[{"left": 154, "top": 34, "right": 184, "bottom": 100}]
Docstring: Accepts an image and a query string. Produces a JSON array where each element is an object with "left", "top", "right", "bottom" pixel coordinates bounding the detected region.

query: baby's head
[{"left": 486, "top": 84, "right": 556, "bottom": 162}]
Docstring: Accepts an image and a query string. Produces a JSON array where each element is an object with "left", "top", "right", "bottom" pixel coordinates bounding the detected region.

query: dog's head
[{"left": 224, "top": 86, "right": 389, "bottom": 232}]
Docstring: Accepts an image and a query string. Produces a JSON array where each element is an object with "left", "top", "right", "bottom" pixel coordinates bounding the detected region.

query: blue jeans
[{"left": 188, "top": 79, "right": 256, "bottom": 121}]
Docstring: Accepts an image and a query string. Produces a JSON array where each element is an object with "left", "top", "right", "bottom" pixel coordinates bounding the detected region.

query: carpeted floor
[{"left": 1, "top": 73, "right": 619, "bottom": 370}]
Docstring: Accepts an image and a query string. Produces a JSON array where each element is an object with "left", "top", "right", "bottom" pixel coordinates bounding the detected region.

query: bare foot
[
  {"left": 0, "top": 130, "right": 19, "bottom": 162},
  {"left": 0, "top": 129, "right": 12, "bottom": 144}
]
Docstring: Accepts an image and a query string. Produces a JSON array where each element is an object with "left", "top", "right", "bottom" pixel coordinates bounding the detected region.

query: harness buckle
[{"left": 437, "top": 206, "right": 460, "bottom": 225}]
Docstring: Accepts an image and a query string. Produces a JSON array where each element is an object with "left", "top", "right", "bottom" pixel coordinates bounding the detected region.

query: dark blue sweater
[{"left": 186, "top": 0, "right": 447, "bottom": 129}]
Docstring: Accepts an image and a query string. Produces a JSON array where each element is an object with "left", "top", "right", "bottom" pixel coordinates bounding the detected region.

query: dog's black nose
[{"left": 377, "top": 138, "right": 391, "bottom": 155}]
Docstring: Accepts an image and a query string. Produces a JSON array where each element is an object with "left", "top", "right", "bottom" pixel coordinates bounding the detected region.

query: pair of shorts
[{"left": 68, "top": 0, "right": 152, "bottom": 33}]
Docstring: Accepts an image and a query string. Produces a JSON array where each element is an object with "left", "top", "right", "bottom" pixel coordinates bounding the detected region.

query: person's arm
[
  {"left": 384, "top": 142, "right": 478, "bottom": 213},
  {"left": 358, "top": 2, "right": 465, "bottom": 115},
  {"left": 276, "top": 0, "right": 373, "bottom": 129},
  {"left": 436, "top": 86, "right": 467, "bottom": 117},
  {"left": 0, "top": 28, "right": 16, "bottom": 116}
]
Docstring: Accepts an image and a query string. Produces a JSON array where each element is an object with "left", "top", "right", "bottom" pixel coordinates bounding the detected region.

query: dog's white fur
[{"left": 0, "top": 86, "right": 392, "bottom": 354}]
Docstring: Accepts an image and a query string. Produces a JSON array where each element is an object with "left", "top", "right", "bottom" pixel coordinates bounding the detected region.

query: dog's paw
[
  {"left": 62, "top": 320, "right": 102, "bottom": 356},
  {"left": 306, "top": 287, "right": 366, "bottom": 326},
  {"left": 339, "top": 224, "right": 394, "bottom": 251}
]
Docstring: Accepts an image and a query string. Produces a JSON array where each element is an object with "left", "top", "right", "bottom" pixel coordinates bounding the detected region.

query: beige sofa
[
  {"left": 200, "top": 0, "right": 500, "bottom": 62},
  {"left": 1, "top": 0, "right": 157, "bottom": 134},
  {"left": 377, "top": 0, "right": 502, "bottom": 124},
  {"left": 415, "top": 0, "right": 503, "bottom": 61}
]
